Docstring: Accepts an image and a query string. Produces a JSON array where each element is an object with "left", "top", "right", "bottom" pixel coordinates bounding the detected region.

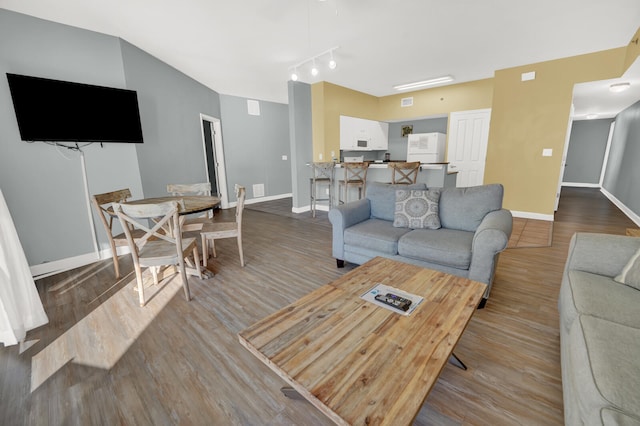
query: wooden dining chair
[
  {"left": 113, "top": 200, "right": 202, "bottom": 307},
  {"left": 91, "top": 188, "right": 146, "bottom": 279},
  {"left": 389, "top": 161, "right": 421, "bottom": 184},
  {"left": 338, "top": 162, "right": 369, "bottom": 204},
  {"left": 201, "top": 185, "right": 246, "bottom": 267},
  {"left": 167, "top": 182, "right": 215, "bottom": 227}
]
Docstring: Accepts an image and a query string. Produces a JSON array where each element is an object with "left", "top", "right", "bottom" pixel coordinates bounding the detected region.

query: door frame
[
  {"left": 555, "top": 105, "right": 574, "bottom": 211},
  {"left": 200, "top": 113, "right": 229, "bottom": 209}
]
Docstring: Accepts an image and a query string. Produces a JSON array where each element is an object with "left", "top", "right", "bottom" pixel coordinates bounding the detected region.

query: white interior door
[{"left": 447, "top": 109, "right": 491, "bottom": 187}]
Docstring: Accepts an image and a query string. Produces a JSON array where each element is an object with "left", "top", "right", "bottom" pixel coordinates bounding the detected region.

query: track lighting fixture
[{"left": 288, "top": 46, "right": 339, "bottom": 82}]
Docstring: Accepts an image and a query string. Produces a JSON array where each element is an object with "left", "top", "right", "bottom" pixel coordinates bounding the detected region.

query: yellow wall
[
  {"left": 311, "top": 82, "right": 379, "bottom": 161},
  {"left": 378, "top": 79, "right": 494, "bottom": 121},
  {"left": 311, "top": 41, "right": 637, "bottom": 216},
  {"left": 624, "top": 27, "right": 640, "bottom": 71},
  {"left": 486, "top": 48, "right": 627, "bottom": 215}
]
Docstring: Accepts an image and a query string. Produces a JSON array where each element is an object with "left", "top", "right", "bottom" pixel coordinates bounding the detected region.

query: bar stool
[
  {"left": 388, "top": 161, "right": 421, "bottom": 184},
  {"left": 338, "top": 162, "right": 369, "bottom": 204},
  {"left": 310, "top": 162, "right": 335, "bottom": 217}
]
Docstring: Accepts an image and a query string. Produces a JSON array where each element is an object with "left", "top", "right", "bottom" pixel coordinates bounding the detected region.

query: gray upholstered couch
[
  {"left": 559, "top": 233, "right": 640, "bottom": 425},
  {"left": 328, "top": 182, "right": 512, "bottom": 308}
]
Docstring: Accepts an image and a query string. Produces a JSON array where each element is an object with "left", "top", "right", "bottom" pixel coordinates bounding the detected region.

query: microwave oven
[{"left": 356, "top": 139, "right": 369, "bottom": 149}]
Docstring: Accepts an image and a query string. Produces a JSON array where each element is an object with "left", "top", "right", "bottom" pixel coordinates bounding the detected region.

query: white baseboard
[
  {"left": 31, "top": 252, "right": 100, "bottom": 279},
  {"left": 30, "top": 246, "right": 131, "bottom": 280},
  {"left": 240, "top": 193, "right": 292, "bottom": 208},
  {"left": 600, "top": 188, "right": 640, "bottom": 227},
  {"left": 562, "top": 182, "right": 600, "bottom": 188},
  {"left": 510, "top": 210, "right": 554, "bottom": 221},
  {"left": 292, "top": 204, "right": 330, "bottom": 214}
]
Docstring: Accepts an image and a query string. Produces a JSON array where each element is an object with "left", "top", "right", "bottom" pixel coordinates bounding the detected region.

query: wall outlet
[{"left": 319, "top": 153, "right": 323, "bottom": 160}]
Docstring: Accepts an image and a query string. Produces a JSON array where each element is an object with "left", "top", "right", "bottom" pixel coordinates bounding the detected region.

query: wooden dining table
[
  {"left": 124, "top": 195, "right": 220, "bottom": 231},
  {"left": 123, "top": 195, "right": 221, "bottom": 278}
]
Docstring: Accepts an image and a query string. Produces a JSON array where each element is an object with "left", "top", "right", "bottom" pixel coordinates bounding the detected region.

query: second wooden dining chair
[
  {"left": 201, "top": 185, "right": 246, "bottom": 267},
  {"left": 114, "top": 200, "right": 202, "bottom": 307},
  {"left": 166, "top": 182, "right": 215, "bottom": 227},
  {"left": 91, "top": 188, "right": 145, "bottom": 279}
]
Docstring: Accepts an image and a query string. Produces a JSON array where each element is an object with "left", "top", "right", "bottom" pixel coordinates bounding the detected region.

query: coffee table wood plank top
[{"left": 238, "top": 257, "right": 486, "bottom": 426}]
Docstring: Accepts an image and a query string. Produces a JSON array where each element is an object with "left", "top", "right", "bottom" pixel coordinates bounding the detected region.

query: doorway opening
[{"left": 200, "top": 114, "right": 229, "bottom": 208}]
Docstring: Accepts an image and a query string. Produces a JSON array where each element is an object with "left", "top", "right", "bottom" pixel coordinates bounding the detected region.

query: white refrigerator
[{"left": 406, "top": 132, "right": 446, "bottom": 163}]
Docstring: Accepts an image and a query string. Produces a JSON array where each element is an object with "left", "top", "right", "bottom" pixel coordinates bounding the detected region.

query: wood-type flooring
[{"left": 0, "top": 187, "right": 636, "bottom": 425}]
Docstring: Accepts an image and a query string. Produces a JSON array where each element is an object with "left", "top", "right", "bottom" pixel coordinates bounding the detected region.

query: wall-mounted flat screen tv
[{"left": 6, "top": 73, "right": 144, "bottom": 143}]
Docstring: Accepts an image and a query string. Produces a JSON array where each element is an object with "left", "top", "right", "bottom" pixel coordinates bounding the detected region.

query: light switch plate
[
  {"left": 282, "top": 155, "right": 287, "bottom": 160},
  {"left": 542, "top": 148, "right": 553, "bottom": 157}
]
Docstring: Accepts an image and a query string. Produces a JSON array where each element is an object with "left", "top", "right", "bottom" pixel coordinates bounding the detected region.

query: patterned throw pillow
[
  {"left": 393, "top": 189, "right": 441, "bottom": 229},
  {"left": 614, "top": 247, "right": 640, "bottom": 290}
]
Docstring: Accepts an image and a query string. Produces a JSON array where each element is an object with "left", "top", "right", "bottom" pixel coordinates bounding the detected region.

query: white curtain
[{"left": 0, "top": 189, "right": 48, "bottom": 346}]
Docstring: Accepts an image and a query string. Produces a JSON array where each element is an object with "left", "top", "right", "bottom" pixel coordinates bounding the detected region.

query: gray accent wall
[
  {"left": 603, "top": 100, "right": 640, "bottom": 217},
  {"left": 219, "top": 95, "right": 291, "bottom": 201},
  {"left": 388, "top": 117, "right": 448, "bottom": 161},
  {"left": 0, "top": 10, "right": 230, "bottom": 272},
  {"left": 288, "top": 81, "right": 313, "bottom": 209},
  {"left": 563, "top": 118, "right": 613, "bottom": 184},
  {"left": 120, "top": 40, "right": 221, "bottom": 198},
  {"left": 0, "top": 9, "right": 143, "bottom": 266}
]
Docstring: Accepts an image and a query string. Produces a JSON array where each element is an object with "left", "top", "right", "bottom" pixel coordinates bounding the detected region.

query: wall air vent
[{"left": 401, "top": 97, "right": 413, "bottom": 107}]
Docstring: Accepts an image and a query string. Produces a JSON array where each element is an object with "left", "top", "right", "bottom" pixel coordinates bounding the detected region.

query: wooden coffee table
[{"left": 238, "top": 257, "right": 486, "bottom": 425}]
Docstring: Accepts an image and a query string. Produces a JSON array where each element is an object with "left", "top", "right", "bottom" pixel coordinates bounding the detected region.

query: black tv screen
[{"left": 6, "top": 73, "right": 144, "bottom": 143}]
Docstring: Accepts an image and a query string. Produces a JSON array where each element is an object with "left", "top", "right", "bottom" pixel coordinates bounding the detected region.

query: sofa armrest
[
  {"left": 328, "top": 199, "right": 371, "bottom": 260},
  {"left": 564, "top": 232, "right": 640, "bottom": 278},
  {"left": 468, "top": 209, "right": 513, "bottom": 291}
]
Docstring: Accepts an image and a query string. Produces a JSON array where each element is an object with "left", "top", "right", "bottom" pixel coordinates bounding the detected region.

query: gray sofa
[
  {"left": 328, "top": 182, "right": 512, "bottom": 307},
  {"left": 559, "top": 233, "right": 640, "bottom": 425}
]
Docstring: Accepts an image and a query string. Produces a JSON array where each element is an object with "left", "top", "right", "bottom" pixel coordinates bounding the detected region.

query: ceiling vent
[{"left": 401, "top": 97, "right": 414, "bottom": 107}]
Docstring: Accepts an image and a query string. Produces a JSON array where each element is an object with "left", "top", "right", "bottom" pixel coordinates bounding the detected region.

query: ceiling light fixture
[
  {"left": 609, "top": 82, "right": 631, "bottom": 93},
  {"left": 393, "top": 75, "right": 455, "bottom": 91},
  {"left": 288, "top": 46, "right": 339, "bottom": 82},
  {"left": 328, "top": 50, "right": 337, "bottom": 70}
]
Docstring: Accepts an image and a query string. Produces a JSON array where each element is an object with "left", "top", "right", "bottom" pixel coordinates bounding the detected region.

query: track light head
[
  {"left": 291, "top": 68, "right": 298, "bottom": 81},
  {"left": 311, "top": 60, "right": 319, "bottom": 76}
]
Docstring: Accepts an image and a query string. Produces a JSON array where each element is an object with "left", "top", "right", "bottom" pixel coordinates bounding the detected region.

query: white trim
[
  {"left": 30, "top": 252, "right": 100, "bottom": 279},
  {"left": 243, "top": 193, "right": 293, "bottom": 206},
  {"left": 556, "top": 105, "right": 574, "bottom": 211},
  {"left": 510, "top": 210, "right": 555, "bottom": 222},
  {"left": 599, "top": 121, "right": 615, "bottom": 186},
  {"left": 292, "top": 204, "right": 330, "bottom": 214},
  {"left": 561, "top": 182, "right": 600, "bottom": 188},
  {"left": 200, "top": 114, "right": 229, "bottom": 209},
  {"left": 600, "top": 188, "right": 640, "bottom": 227}
]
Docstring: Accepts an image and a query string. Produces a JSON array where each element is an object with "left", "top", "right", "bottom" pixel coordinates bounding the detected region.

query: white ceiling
[{"left": 2, "top": 0, "right": 640, "bottom": 113}]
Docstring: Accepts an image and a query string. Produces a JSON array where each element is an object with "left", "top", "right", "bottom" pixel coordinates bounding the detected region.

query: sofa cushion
[
  {"left": 366, "top": 182, "right": 427, "bottom": 222},
  {"left": 398, "top": 229, "right": 473, "bottom": 269},
  {"left": 393, "top": 189, "right": 441, "bottom": 229},
  {"left": 563, "top": 270, "right": 640, "bottom": 331},
  {"left": 439, "top": 184, "right": 503, "bottom": 232},
  {"left": 344, "top": 218, "right": 411, "bottom": 255},
  {"left": 615, "top": 246, "right": 640, "bottom": 290},
  {"left": 574, "top": 316, "right": 640, "bottom": 421}
]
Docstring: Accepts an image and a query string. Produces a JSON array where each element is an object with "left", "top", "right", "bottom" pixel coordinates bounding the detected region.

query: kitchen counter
[{"left": 334, "top": 161, "right": 457, "bottom": 190}]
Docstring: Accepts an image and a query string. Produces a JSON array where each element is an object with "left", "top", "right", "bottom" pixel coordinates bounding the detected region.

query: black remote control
[{"left": 374, "top": 292, "right": 412, "bottom": 312}]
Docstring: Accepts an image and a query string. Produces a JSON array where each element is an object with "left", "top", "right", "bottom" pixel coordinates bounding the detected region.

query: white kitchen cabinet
[{"left": 340, "top": 115, "right": 388, "bottom": 151}]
